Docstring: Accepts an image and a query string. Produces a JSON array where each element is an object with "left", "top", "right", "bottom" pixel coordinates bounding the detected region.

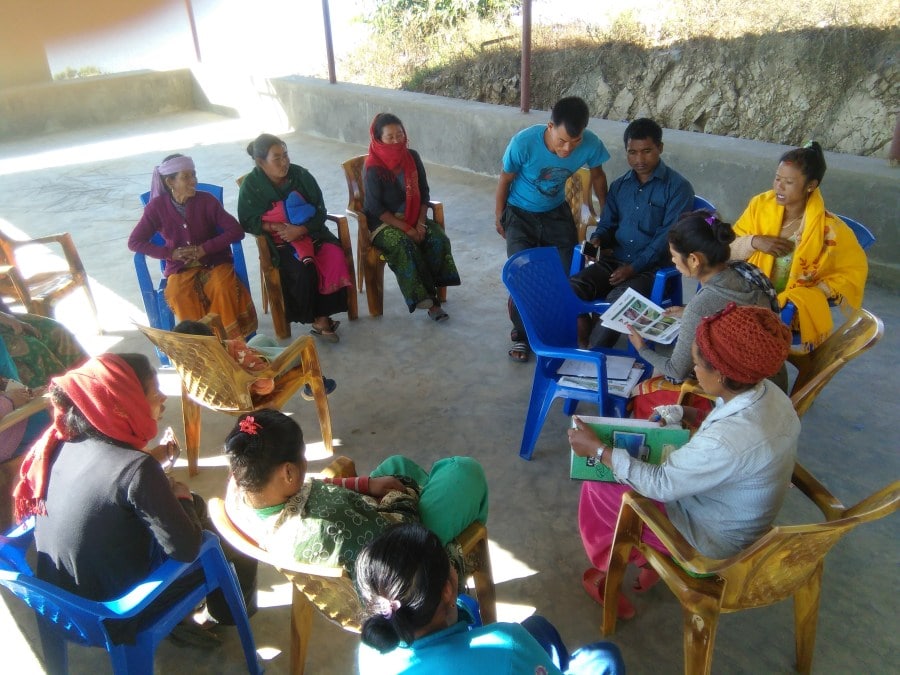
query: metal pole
[
  {"left": 520, "top": 0, "right": 532, "bottom": 113},
  {"left": 183, "top": 0, "right": 202, "bottom": 62},
  {"left": 322, "top": 0, "right": 337, "bottom": 84}
]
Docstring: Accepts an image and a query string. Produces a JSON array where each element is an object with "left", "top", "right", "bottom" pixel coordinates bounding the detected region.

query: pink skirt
[
  {"left": 313, "top": 242, "right": 353, "bottom": 295},
  {"left": 578, "top": 480, "right": 671, "bottom": 571}
]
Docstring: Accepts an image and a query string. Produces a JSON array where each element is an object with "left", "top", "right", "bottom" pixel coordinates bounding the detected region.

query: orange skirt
[{"left": 164, "top": 264, "right": 257, "bottom": 339}]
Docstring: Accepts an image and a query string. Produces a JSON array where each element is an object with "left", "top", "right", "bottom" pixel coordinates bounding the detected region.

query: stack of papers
[{"left": 557, "top": 357, "right": 644, "bottom": 397}]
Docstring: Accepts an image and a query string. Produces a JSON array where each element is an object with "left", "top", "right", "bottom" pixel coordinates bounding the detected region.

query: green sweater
[{"left": 237, "top": 164, "right": 339, "bottom": 267}]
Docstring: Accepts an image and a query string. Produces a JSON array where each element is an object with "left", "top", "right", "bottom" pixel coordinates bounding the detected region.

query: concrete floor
[{"left": 0, "top": 112, "right": 897, "bottom": 674}]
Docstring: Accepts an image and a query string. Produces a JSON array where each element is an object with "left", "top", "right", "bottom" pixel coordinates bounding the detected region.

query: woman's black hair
[
  {"left": 49, "top": 353, "right": 155, "bottom": 447},
  {"left": 224, "top": 409, "right": 304, "bottom": 492},
  {"left": 372, "top": 112, "right": 404, "bottom": 141},
  {"left": 246, "top": 133, "right": 286, "bottom": 161},
  {"left": 355, "top": 522, "right": 450, "bottom": 654},
  {"left": 668, "top": 210, "right": 736, "bottom": 267},
  {"left": 779, "top": 141, "right": 826, "bottom": 186},
  {"left": 172, "top": 320, "right": 215, "bottom": 337}
]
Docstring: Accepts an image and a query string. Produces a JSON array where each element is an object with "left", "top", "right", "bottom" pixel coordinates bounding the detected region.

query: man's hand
[
  {"left": 368, "top": 476, "right": 406, "bottom": 498},
  {"left": 752, "top": 235, "right": 795, "bottom": 257},
  {"left": 495, "top": 216, "right": 506, "bottom": 239},
  {"left": 609, "top": 264, "right": 635, "bottom": 286}
]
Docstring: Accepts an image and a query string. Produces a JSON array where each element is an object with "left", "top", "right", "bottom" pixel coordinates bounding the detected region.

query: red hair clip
[{"left": 239, "top": 416, "right": 261, "bottom": 435}]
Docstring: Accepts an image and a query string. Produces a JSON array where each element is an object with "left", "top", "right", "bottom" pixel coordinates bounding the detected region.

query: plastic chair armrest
[
  {"left": 622, "top": 492, "right": 726, "bottom": 575},
  {"left": 791, "top": 462, "right": 846, "bottom": 521}
]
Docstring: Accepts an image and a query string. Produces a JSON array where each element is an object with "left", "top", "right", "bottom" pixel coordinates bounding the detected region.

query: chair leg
[
  {"left": 471, "top": 535, "right": 497, "bottom": 625},
  {"left": 78, "top": 277, "right": 102, "bottom": 334},
  {"left": 109, "top": 643, "right": 154, "bottom": 675},
  {"left": 519, "top": 368, "right": 557, "bottom": 460},
  {"left": 793, "top": 562, "right": 823, "bottom": 674},
  {"left": 181, "top": 390, "right": 202, "bottom": 477},
  {"left": 363, "top": 247, "right": 384, "bottom": 317},
  {"left": 682, "top": 597, "right": 721, "bottom": 675},
  {"left": 289, "top": 585, "right": 314, "bottom": 675}
]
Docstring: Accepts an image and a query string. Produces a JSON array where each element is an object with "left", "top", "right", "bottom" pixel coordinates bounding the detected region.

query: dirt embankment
[{"left": 410, "top": 26, "right": 899, "bottom": 157}]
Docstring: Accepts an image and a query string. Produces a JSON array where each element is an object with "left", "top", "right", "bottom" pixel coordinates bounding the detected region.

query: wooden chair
[
  {"left": 675, "top": 308, "right": 884, "bottom": 419},
  {"left": 602, "top": 464, "right": 900, "bottom": 674},
  {"left": 565, "top": 167, "right": 598, "bottom": 243},
  {"left": 0, "top": 230, "right": 100, "bottom": 332},
  {"left": 0, "top": 395, "right": 50, "bottom": 531},
  {"left": 235, "top": 175, "right": 358, "bottom": 340},
  {"left": 138, "top": 318, "right": 333, "bottom": 476},
  {"left": 208, "top": 475, "right": 496, "bottom": 674},
  {"left": 341, "top": 155, "right": 447, "bottom": 317}
]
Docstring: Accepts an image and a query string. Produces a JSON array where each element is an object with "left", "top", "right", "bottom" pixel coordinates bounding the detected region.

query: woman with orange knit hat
[{"left": 569, "top": 303, "right": 800, "bottom": 619}]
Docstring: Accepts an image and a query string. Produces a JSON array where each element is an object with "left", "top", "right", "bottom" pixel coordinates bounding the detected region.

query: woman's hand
[
  {"left": 626, "top": 324, "right": 647, "bottom": 351},
  {"left": 169, "top": 478, "right": 192, "bottom": 501},
  {"left": 568, "top": 416, "right": 605, "bottom": 458},
  {"left": 368, "top": 476, "right": 406, "bottom": 498},
  {"left": 3, "top": 387, "right": 34, "bottom": 408},
  {"left": 274, "top": 223, "right": 308, "bottom": 243},
  {"left": 0, "top": 312, "right": 38, "bottom": 336},
  {"left": 663, "top": 306, "right": 685, "bottom": 319},
  {"left": 172, "top": 245, "right": 204, "bottom": 263},
  {"left": 752, "top": 235, "right": 795, "bottom": 257}
]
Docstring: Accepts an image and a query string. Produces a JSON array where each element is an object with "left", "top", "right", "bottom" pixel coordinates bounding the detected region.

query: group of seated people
[
  {"left": 498, "top": 97, "right": 868, "bottom": 361},
  {"left": 128, "top": 112, "right": 461, "bottom": 346},
  {"left": 1, "top": 100, "right": 874, "bottom": 672}
]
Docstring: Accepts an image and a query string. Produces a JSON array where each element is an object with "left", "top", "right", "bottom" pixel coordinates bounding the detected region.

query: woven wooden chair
[
  {"left": 341, "top": 155, "right": 447, "bottom": 317},
  {"left": 601, "top": 464, "right": 900, "bottom": 674},
  {"left": 208, "top": 462, "right": 497, "bottom": 674},
  {"left": 565, "top": 167, "right": 599, "bottom": 243},
  {"left": 235, "top": 175, "right": 358, "bottom": 339},
  {"left": 138, "top": 320, "right": 333, "bottom": 476},
  {"left": 675, "top": 307, "right": 884, "bottom": 418},
  {"left": 0, "top": 231, "right": 100, "bottom": 333}
]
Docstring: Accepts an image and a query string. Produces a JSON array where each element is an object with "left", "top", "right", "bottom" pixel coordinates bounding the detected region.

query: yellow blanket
[{"left": 733, "top": 189, "right": 867, "bottom": 347}]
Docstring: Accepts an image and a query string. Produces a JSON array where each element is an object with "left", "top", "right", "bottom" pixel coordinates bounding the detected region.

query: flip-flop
[
  {"left": 310, "top": 320, "right": 340, "bottom": 343},
  {"left": 508, "top": 341, "right": 530, "bottom": 363},
  {"left": 633, "top": 566, "right": 661, "bottom": 593},
  {"left": 428, "top": 307, "right": 449, "bottom": 322},
  {"left": 582, "top": 567, "right": 636, "bottom": 620}
]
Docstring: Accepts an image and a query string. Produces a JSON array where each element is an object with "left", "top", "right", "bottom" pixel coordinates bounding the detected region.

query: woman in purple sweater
[{"left": 128, "top": 154, "right": 257, "bottom": 339}]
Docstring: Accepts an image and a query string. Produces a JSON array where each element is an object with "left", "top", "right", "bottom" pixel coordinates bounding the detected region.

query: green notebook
[{"left": 569, "top": 416, "right": 690, "bottom": 482}]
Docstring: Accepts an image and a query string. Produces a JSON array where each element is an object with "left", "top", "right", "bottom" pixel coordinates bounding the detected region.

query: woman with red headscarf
[
  {"left": 363, "top": 113, "right": 460, "bottom": 320},
  {"left": 569, "top": 304, "right": 799, "bottom": 619},
  {"left": 14, "top": 353, "right": 255, "bottom": 645}
]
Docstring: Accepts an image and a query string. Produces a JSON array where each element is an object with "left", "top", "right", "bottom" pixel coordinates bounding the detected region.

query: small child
[
  {"left": 260, "top": 191, "right": 318, "bottom": 264},
  {"left": 172, "top": 321, "right": 336, "bottom": 401}
]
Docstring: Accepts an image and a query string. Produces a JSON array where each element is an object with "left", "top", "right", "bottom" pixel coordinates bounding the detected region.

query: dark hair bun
[{"left": 360, "top": 615, "right": 401, "bottom": 654}]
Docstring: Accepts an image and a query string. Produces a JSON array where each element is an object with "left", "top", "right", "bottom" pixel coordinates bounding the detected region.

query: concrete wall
[
  {"left": 272, "top": 76, "right": 898, "bottom": 287},
  {"left": 0, "top": 70, "right": 197, "bottom": 139}
]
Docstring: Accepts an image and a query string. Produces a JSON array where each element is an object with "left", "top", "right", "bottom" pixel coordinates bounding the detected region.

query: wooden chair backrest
[
  {"left": 342, "top": 155, "right": 367, "bottom": 214},
  {"left": 788, "top": 307, "right": 883, "bottom": 418}
]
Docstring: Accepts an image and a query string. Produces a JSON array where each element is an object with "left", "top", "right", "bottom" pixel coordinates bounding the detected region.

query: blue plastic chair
[
  {"left": 502, "top": 247, "right": 651, "bottom": 460},
  {"left": 780, "top": 213, "right": 875, "bottom": 329},
  {"left": 134, "top": 183, "right": 253, "bottom": 365},
  {"left": 0, "top": 519, "right": 261, "bottom": 675},
  {"left": 567, "top": 195, "right": 715, "bottom": 310}
]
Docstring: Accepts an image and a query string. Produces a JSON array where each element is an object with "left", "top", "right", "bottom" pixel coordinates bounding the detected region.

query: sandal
[
  {"left": 428, "top": 306, "right": 449, "bottom": 322},
  {"left": 633, "top": 566, "right": 660, "bottom": 593},
  {"left": 582, "top": 567, "right": 636, "bottom": 620},
  {"left": 310, "top": 319, "right": 340, "bottom": 343},
  {"left": 508, "top": 341, "right": 530, "bottom": 363}
]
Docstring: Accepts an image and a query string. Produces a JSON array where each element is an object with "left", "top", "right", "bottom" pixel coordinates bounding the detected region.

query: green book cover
[{"left": 569, "top": 415, "right": 690, "bottom": 482}]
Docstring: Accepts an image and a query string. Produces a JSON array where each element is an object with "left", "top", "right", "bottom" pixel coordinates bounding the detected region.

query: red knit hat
[{"left": 694, "top": 303, "right": 791, "bottom": 384}]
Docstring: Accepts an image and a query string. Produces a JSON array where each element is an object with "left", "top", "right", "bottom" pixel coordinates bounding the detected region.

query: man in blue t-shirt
[
  {"left": 496, "top": 97, "right": 610, "bottom": 362},
  {"left": 570, "top": 118, "right": 694, "bottom": 348}
]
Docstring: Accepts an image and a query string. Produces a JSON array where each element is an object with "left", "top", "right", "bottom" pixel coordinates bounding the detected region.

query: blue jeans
[{"left": 522, "top": 615, "right": 626, "bottom": 674}]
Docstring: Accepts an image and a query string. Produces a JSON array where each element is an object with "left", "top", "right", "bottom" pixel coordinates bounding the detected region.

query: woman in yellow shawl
[{"left": 731, "top": 141, "right": 867, "bottom": 348}]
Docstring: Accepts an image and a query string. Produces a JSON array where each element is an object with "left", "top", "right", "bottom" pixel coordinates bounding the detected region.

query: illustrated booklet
[{"left": 569, "top": 415, "right": 690, "bottom": 482}]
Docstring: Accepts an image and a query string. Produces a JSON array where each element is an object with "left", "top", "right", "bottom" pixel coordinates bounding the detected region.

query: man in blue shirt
[
  {"left": 496, "top": 97, "right": 610, "bottom": 362},
  {"left": 570, "top": 118, "right": 694, "bottom": 348}
]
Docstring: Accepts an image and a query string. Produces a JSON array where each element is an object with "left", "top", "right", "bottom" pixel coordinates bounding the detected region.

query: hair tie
[
  {"left": 239, "top": 416, "right": 261, "bottom": 435},
  {"left": 803, "top": 139, "right": 815, "bottom": 149},
  {"left": 704, "top": 215, "right": 716, "bottom": 226},
  {"left": 373, "top": 596, "right": 401, "bottom": 619}
]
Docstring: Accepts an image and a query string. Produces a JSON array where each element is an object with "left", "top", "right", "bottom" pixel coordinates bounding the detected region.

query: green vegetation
[{"left": 53, "top": 66, "right": 104, "bottom": 81}]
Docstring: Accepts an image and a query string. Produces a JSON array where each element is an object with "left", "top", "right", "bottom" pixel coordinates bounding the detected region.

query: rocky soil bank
[{"left": 411, "top": 26, "right": 898, "bottom": 158}]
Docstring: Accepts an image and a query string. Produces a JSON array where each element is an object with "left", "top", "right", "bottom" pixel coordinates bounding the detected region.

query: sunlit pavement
[{"left": 1, "top": 112, "right": 897, "bottom": 674}]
